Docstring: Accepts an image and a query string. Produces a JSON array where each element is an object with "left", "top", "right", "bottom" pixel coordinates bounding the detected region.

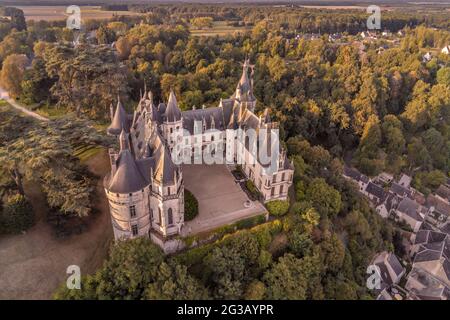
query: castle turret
[
  {"left": 162, "top": 90, "right": 183, "bottom": 150},
  {"left": 107, "top": 97, "right": 130, "bottom": 136},
  {"left": 232, "top": 58, "right": 256, "bottom": 112},
  {"left": 104, "top": 129, "right": 151, "bottom": 240}
]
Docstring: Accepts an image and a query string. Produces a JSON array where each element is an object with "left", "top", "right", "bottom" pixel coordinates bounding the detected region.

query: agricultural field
[
  {"left": 190, "top": 21, "right": 251, "bottom": 37},
  {"left": 15, "top": 5, "right": 140, "bottom": 21}
]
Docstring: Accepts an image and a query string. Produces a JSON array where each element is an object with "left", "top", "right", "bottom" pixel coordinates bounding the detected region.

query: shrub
[
  {"left": 245, "top": 179, "right": 260, "bottom": 199},
  {"left": 0, "top": 194, "right": 34, "bottom": 234},
  {"left": 184, "top": 189, "right": 198, "bottom": 221},
  {"left": 266, "top": 200, "right": 289, "bottom": 216}
]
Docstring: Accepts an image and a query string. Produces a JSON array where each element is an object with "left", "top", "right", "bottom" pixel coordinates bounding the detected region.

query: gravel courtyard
[{"left": 182, "top": 164, "right": 267, "bottom": 235}]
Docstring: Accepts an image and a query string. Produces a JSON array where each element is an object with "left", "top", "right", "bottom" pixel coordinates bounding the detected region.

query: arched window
[{"left": 168, "top": 208, "right": 173, "bottom": 225}]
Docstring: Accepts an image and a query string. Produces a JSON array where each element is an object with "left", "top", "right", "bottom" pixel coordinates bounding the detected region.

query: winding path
[{"left": 0, "top": 87, "right": 49, "bottom": 121}]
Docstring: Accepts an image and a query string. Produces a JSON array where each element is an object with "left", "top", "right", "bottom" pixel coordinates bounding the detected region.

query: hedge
[{"left": 184, "top": 189, "right": 199, "bottom": 221}]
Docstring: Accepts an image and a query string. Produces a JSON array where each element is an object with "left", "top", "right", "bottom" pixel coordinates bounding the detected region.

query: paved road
[{"left": 0, "top": 87, "right": 49, "bottom": 121}]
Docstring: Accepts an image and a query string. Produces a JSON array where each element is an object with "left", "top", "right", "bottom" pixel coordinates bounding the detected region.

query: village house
[
  {"left": 407, "top": 224, "right": 450, "bottom": 300},
  {"left": 372, "top": 251, "right": 406, "bottom": 300},
  {"left": 394, "top": 198, "right": 425, "bottom": 232}
]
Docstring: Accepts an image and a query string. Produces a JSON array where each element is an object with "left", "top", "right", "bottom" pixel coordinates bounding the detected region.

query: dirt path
[
  {"left": 0, "top": 88, "right": 49, "bottom": 122},
  {"left": 0, "top": 149, "right": 112, "bottom": 299}
]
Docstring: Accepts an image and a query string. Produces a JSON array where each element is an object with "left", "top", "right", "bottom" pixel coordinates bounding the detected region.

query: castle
[{"left": 104, "top": 60, "right": 294, "bottom": 252}]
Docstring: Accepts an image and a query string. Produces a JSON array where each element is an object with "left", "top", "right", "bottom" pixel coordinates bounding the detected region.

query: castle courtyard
[{"left": 181, "top": 164, "right": 267, "bottom": 235}]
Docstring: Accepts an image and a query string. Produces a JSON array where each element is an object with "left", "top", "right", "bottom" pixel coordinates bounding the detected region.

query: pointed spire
[
  {"left": 109, "top": 103, "right": 114, "bottom": 122},
  {"left": 155, "top": 145, "right": 176, "bottom": 185},
  {"left": 210, "top": 114, "right": 215, "bottom": 129},
  {"left": 119, "top": 129, "right": 129, "bottom": 151},
  {"left": 107, "top": 96, "right": 130, "bottom": 135},
  {"left": 263, "top": 108, "right": 271, "bottom": 124},
  {"left": 165, "top": 90, "right": 182, "bottom": 123},
  {"left": 148, "top": 90, "right": 153, "bottom": 104}
]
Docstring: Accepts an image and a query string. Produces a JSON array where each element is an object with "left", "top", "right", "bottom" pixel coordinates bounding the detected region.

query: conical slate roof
[
  {"left": 164, "top": 90, "right": 182, "bottom": 122},
  {"left": 154, "top": 145, "right": 176, "bottom": 185},
  {"left": 107, "top": 132, "right": 149, "bottom": 194},
  {"left": 107, "top": 98, "right": 130, "bottom": 135}
]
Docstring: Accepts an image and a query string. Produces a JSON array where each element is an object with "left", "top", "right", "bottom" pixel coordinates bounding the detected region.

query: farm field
[
  {"left": 190, "top": 21, "right": 251, "bottom": 37},
  {"left": 15, "top": 5, "right": 140, "bottom": 21}
]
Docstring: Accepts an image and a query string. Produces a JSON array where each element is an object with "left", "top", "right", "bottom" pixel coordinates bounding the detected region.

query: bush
[
  {"left": 245, "top": 179, "right": 260, "bottom": 200},
  {"left": 266, "top": 200, "right": 289, "bottom": 216},
  {"left": 184, "top": 189, "right": 199, "bottom": 221},
  {"left": 0, "top": 194, "right": 34, "bottom": 234}
]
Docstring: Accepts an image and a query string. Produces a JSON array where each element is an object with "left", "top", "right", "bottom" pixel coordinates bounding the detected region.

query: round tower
[{"left": 104, "top": 130, "right": 151, "bottom": 240}]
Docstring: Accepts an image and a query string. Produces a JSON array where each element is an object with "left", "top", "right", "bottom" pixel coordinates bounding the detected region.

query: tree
[
  {"left": 96, "top": 24, "right": 115, "bottom": 45},
  {"left": 305, "top": 178, "right": 341, "bottom": 218},
  {"left": 55, "top": 238, "right": 165, "bottom": 299},
  {"left": 191, "top": 17, "right": 213, "bottom": 29},
  {"left": 0, "top": 54, "right": 29, "bottom": 98},
  {"left": 436, "top": 67, "right": 450, "bottom": 86},
  {"left": 20, "top": 57, "right": 54, "bottom": 104},
  {"left": 43, "top": 44, "right": 128, "bottom": 118},
  {"left": 0, "top": 193, "right": 34, "bottom": 234},
  {"left": 266, "top": 200, "right": 289, "bottom": 216},
  {"left": 205, "top": 232, "right": 260, "bottom": 299},
  {"left": 145, "top": 261, "right": 209, "bottom": 299}
]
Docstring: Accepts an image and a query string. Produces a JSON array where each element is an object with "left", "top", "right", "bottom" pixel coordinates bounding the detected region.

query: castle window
[
  {"left": 272, "top": 175, "right": 277, "bottom": 183},
  {"left": 132, "top": 224, "right": 138, "bottom": 236},
  {"left": 280, "top": 185, "right": 284, "bottom": 195},
  {"left": 282, "top": 173, "right": 285, "bottom": 181},
  {"left": 271, "top": 187, "right": 275, "bottom": 197},
  {"left": 129, "top": 205, "right": 136, "bottom": 218},
  {"left": 158, "top": 207, "right": 162, "bottom": 225},
  {"left": 168, "top": 208, "right": 173, "bottom": 225}
]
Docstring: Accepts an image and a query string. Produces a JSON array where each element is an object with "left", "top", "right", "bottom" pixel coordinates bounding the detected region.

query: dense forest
[{"left": 0, "top": 4, "right": 448, "bottom": 299}]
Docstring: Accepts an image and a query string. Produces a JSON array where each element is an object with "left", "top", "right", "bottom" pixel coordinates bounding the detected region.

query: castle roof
[
  {"left": 107, "top": 132, "right": 149, "bottom": 194},
  {"left": 164, "top": 90, "right": 182, "bottom": 123},
  {"left": 154, "top": 145, "right": 177, "bottom": 185},
  {"left": 107, "top": 98, "right": 130, "bottom": 135}
]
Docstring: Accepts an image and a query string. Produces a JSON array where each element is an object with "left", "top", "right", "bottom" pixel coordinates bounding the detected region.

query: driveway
[
  {"left": 182, "top": 164, "right": 267, "bottom": 235},
  {"left": 0, "top": 87, "right": 49, "bottom": 121}
]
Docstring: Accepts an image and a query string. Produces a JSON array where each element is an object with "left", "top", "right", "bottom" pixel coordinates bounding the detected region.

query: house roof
[
  {"left": 390, "top": 182, "right": 412, "bottom": 199},
  {"left": 436, "top": 185, "right": 450, "bottom": 202},
  {"left": 397, "top": 198, "right": 422, "bottom": 221},
  {"left": 427, "top": 194, "right": 450, "bottom": 217},
  {"left": 366, "top": 182, "right": 386, "bottom": 201},
  {"left": 343, "top": 166, "right": 361, "bottom": 181}
]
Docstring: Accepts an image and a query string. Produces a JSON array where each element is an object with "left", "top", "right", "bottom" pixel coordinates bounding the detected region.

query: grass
[
  {"left": 190, "top": 21, "right": 251, "bottom": 37},
  {"left": 73, "top": 145, "right": 104, "bottom": 163},
  {"left": 34, "top": 105, "right": 69, "bottom": 120}
]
